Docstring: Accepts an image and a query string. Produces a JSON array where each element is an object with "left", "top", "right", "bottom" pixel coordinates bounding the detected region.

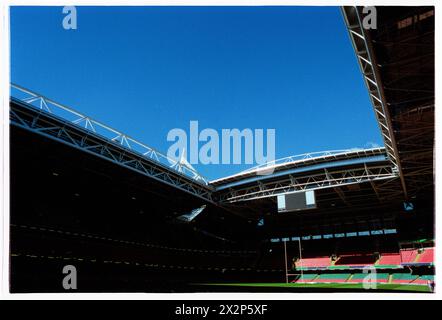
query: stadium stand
[
  {"left": 295, "top": 256, "right": 331, "bottom": 268},
  {"left": 391, "top": 273, "right": 418, "bottom": 284},
  {"left": 292, "top": 272, "right": 433, "bottom": 285},
  {"left": 420, "top": 275, "right": 435, "bottom": 281},
  {"left": 400, "top": 249, "right": 419, "bottom": 264},
  {"left": 413, "top": 275, "right": 435, "bottom": 285},
  {"left": 292, "top": 245, "right": 434, "bottom": 270},
  {"left": 314, "top": 273, "right": 351, "bottom": 283},
  {"left": 334, "top": 254, "right": 377, "bottom": 267},
  {"left": 417, "top": 248, "right": 434, "bottom": 264},
  {"left": 349, "top": 273, "right": 389, "bottom": 283},
  {"left": 291, "top": 274, "right": 318, "bottom": 283},
  {"left": 377, "top": 253, "right": 401, "bottom": 266}
]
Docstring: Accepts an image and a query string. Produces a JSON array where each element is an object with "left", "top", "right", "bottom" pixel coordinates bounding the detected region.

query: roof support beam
[{"left": 341, "top": 6, "right": 408, "bottom": 199}]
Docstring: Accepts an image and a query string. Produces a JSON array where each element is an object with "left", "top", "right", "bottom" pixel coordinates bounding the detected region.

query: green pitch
[{"left": 202, "top": 282, "right": 431, "bottom": 293}]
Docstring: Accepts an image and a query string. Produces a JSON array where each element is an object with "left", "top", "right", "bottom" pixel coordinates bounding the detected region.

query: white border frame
[{"left": 0, "top": 0, "right": 439, "bottom": 300}]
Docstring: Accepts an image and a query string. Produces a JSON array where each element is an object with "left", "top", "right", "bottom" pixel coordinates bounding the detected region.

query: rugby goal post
[{"left": 283, "top": 238, "right": 304, "bottom": 283}]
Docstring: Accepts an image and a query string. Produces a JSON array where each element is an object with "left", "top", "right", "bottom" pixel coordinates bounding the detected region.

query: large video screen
[{"left": 277, "top": 190, "right": 316, "bottom": 212}]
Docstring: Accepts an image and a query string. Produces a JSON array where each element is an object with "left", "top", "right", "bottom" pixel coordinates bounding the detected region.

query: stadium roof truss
[
  {"left": 341, "top": 6, "right": 434, "bottom": 200},
  {"left": 15, "top": 6, "right": 434, "bottom": 207},
  {"left": 341, "top": 6, "right": 406, "bottom": 197},
  {"left": 10, "top": 84, "right": 215, "bottom": 203},
  {"left": 215, "top": 159, "right": 398, "bottom": 203},
  {"left": 10, "top": 83, "right": 402, "bottom": 206}
]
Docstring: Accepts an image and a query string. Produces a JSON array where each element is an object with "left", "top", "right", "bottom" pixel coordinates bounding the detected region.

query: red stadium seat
[
  {"left": 417, "top": 248, "right": 434, "bottom": 264},
  {"left": 400, "top": 249, "right": 419, "bottom": 264},
  {"left": 295, "top": 257, "right": 331, "bottom": 268},
  {"left": 377, "top": 253, "right": 401, "bottom": 266}
]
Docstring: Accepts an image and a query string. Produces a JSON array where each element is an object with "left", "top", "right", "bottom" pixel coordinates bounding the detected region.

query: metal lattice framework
[
  {"left": 242, "top": 149, "right": 376, "bottom": 171},
  {"left": 217, "top": 163, "right": 398, "bottom": 203},
  {"left": 211, "top": 147, "right": 387, "bottom": 186},
  {"left": 341, "top": 6, "right": 407, "bottom": 197},
  {"left": 10, "top": 84, "right": 214, "bottom": 202},
  {"left": 10, "top": 83, "right": 400, "bottom": 206},
  {"left": 10, "top": 84, "right": 208, "bottom": 184}
]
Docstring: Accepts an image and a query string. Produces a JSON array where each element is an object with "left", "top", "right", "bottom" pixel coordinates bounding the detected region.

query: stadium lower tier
[
  {"left": 292, "top": 273, "right": 434, "bottom": 285},
  {"left": 10, "top": 223, "right": 435, "bottom": 292},
  {"left": 294, "top": 247, "right": 434, "bottom": 270},
  {"left": 10, "top": 254, "right": 434, "bottom": 293}
]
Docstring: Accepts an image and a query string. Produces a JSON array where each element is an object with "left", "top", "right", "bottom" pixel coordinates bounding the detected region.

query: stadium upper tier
[{"left": 211, "top": 147, "right": 392, "bottom": 189}]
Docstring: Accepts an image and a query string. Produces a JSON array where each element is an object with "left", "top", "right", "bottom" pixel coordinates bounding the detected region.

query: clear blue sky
[{"left": 10, "top": 6, "right": 383, "bottom": 180}]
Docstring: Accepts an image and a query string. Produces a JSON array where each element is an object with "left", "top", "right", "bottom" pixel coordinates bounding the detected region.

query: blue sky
[{"left": 10, "top": 6, "right": 383, "bottom": 179}]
